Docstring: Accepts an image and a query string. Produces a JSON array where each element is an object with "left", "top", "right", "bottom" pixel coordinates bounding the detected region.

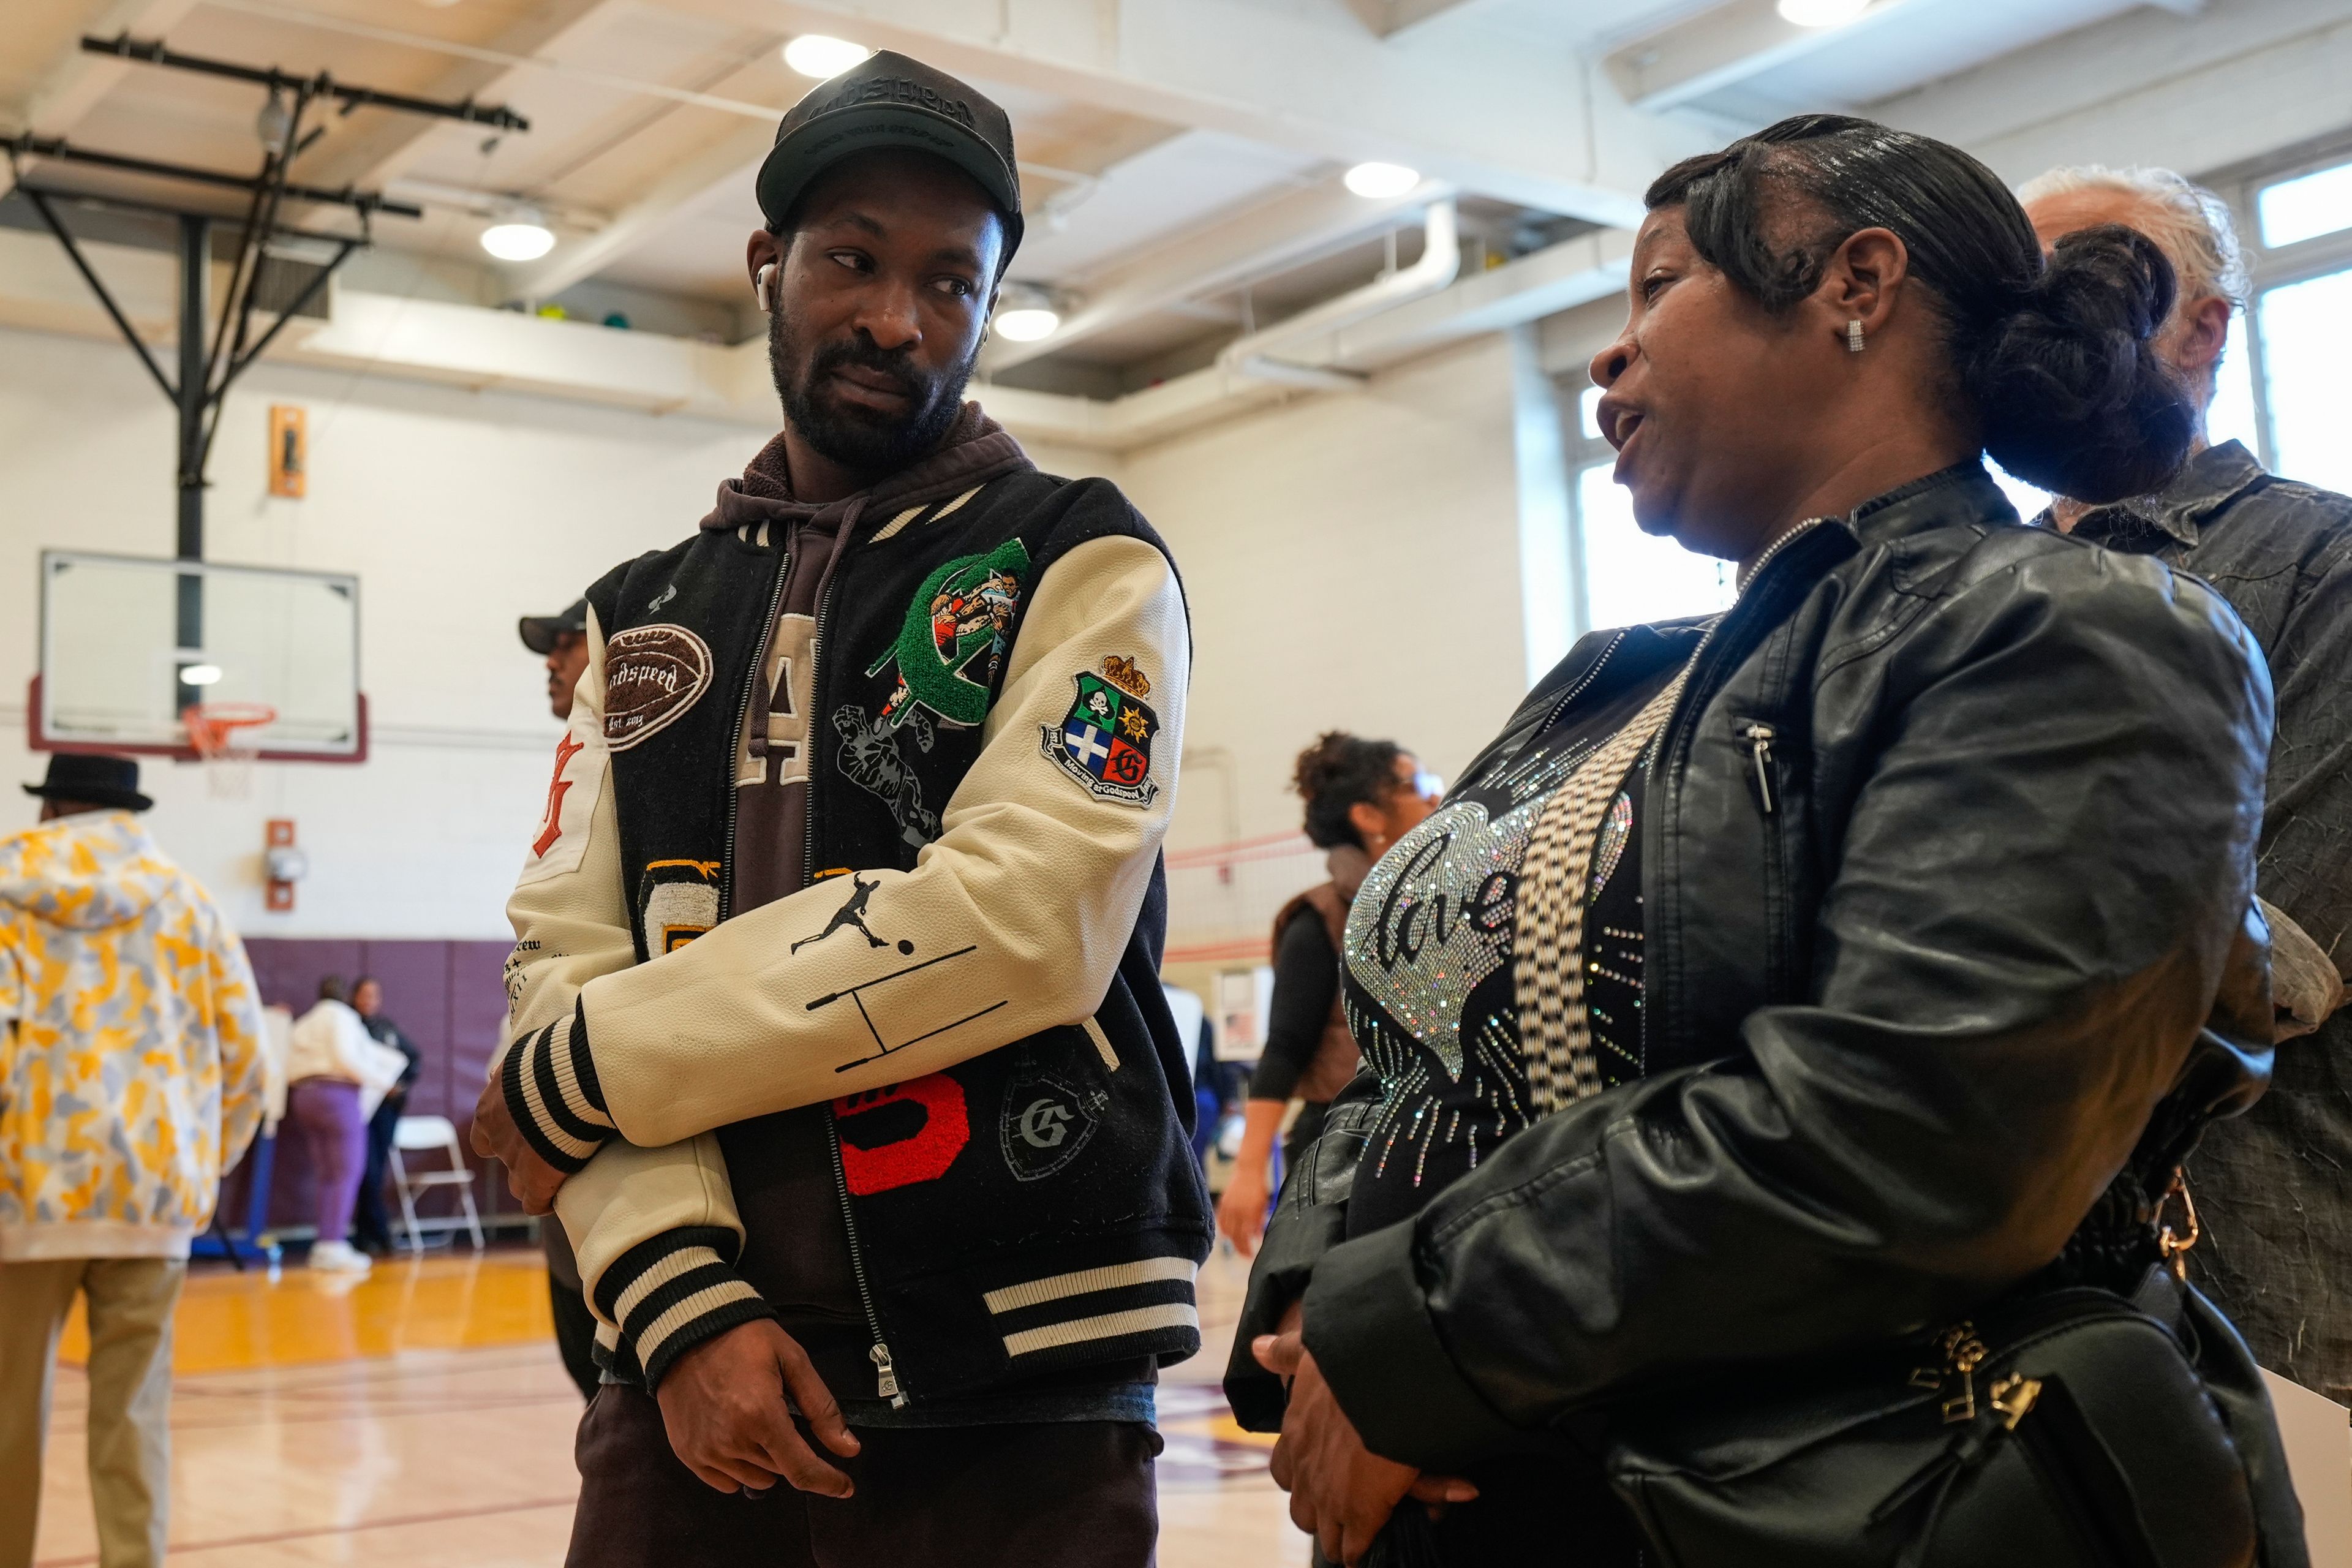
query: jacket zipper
[
  {"left": 1740, "top": 722, "right": 1778, "bottom": 815},
  {"left": 802, "top": 560, "right": 837, "bottom": 890},
  {"left": 827, "top": 1097, "right": 905, "bottom": 1404},
  {"left": 802, "top": 537, "right": 905, "bottom": 1404},
  {"left": 717, "top": 545, "right": 793, "bottom": 924},
  {"left": 1655, "top": 518, "right": 1831, "bottom": 758},
  {"left": 1537, "top": 628, "right": 1629, "bottom": 733},
  {"left": 1636, "top": 516, "right": 1838, "bottom": 1065}
]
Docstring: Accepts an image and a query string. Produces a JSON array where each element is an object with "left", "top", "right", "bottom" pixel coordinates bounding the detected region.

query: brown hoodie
[{"left": 718, "top": 403, "right": 1034, "bottom": 915}]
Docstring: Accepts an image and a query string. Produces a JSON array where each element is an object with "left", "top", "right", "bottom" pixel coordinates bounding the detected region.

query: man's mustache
[{"left": 806, "top": 336, "right": 930, "bottom": 405}]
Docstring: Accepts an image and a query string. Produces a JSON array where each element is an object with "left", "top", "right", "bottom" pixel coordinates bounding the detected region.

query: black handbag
[{"left": 1604, "top": 1224, "right": 2310, "bottom": 1568}]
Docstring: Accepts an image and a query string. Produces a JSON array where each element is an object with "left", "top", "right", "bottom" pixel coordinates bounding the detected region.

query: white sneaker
[{"left": 309, "top": 1239, "right": 373, "bottom": 1274}]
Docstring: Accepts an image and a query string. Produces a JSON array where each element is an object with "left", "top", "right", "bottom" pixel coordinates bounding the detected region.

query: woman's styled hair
[
  {"left": 1292, "top": 733, "right": 1405, "bottom": 851},
  {"left": 1646, "top": 115, "right": 2194, "bottom": 502}
]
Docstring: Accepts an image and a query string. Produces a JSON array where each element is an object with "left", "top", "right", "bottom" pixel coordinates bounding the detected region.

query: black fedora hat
[{"left": 24, "top": 753, "right": 153, "bottom": 813}]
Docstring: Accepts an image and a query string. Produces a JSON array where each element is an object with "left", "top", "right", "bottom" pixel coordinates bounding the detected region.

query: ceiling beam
[
  {"left": 1604, "top": 0, "right": 1939, "bottom": 113},
  {"left": 296, "top": 0, "right": 626, "bottom": 194},
  {"left": 1344, "top": 0, "right": 1498, "bottom": 37},
  {"left": 500, "top": 118, "right": 774, "bottom": 300},
  {"left": 0, "top": 0, "right": 201, "bottom": 200},
  {"left": 660, "top": 0, "right": 1665, "bottom": 228},
  {"left": 984, "top": 176, "right": 1451, "bottom": 372}
]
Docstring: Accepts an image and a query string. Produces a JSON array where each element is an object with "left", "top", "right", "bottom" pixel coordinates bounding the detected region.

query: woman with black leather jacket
[{"left": 1226, "top": 115, "right": 2290, "bottom": 1567}]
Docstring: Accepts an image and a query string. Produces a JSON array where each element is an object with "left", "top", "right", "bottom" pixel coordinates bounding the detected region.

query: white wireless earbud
[{"left": 755, "top": 263, "right": 778, "bottom": 311}]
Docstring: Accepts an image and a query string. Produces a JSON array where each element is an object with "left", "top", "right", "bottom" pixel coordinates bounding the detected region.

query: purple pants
[{"left": 288, "top": 1077, "right": 368, "bottom": 1243}]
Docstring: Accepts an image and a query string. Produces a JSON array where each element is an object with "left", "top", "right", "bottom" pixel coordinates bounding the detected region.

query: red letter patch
[
  {"left": 532, "top": 732, "right": 584, "bottom": 858},
  {"left": 836, "top": 1075, "right": 970, "bottom": 1195}
]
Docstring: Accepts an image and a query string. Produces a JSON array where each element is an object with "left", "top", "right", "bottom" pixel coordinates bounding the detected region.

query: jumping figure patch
[
  {"left": 867, "top": 539, "right": 1030, "bottom": 730},
  {"left": 1042, "top": 657, "right": 1159, "bottom": 808}
]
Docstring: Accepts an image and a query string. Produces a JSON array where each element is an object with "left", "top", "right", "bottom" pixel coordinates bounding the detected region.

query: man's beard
[{"left": 770, "top": 307, "right": 978, "bottom": 476}]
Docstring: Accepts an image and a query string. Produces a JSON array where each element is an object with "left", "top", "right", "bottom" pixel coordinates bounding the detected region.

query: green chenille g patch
[{"left": 866, "top": 538, "right": 1031, "bottom": 730}]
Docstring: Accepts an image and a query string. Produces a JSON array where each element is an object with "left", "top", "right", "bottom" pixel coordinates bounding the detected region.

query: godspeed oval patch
[{"left": 603, "top": 624, "right": 712, "bottom": 751}]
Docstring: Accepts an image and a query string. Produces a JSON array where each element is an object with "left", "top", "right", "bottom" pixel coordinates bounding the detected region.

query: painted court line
[{"left": 33, "top": 1496, "right": 579, "bottom": 1566}]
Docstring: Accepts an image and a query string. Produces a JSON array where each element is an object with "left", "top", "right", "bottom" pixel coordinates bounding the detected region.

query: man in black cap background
[
  {"left": 475, "top": 49, "right": 1204, "bottom": 1567},
  {"left": 515, "top": 603, "right": 612, "bottom": 1401},
  {"left": 522, "top": 600, "right": 592, "bottom": 722},
  {"left": 1, "top": 755, "right": 266, "bottom": 1568}
]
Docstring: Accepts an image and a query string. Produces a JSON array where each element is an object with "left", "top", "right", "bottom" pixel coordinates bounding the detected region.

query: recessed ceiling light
[
  {"left": 481, "top": 219, "right": 555, "bottom": 262},
  {"left": 179, "top": 663, "right": 224, "bottom": 686},
  {"left": 1776, "top": 0, "right": 1871, "bottom": 25},
  {"left": 784, "top": 35, "right": 872, "bottom": 79},
  {"left": 1344, "top": 161, "right": 1420, "bottom": 198},
  {"left": 994, "top": 306, "right": 1061, "bottom": 342}
]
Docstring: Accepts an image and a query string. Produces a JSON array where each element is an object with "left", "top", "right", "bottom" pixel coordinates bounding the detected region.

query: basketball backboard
[{"left": 33, "top": 550, "right": 366, "bottom": 761}]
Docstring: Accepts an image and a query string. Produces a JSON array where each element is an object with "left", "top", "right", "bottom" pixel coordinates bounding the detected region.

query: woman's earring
[{"left": 1846, "top": 319, "right": 1866, "bottom": 353}]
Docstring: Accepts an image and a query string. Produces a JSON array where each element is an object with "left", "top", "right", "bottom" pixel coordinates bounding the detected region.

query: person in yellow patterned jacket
[{"left": 0, "top": 753, "right": 265, "bottom": 1568}]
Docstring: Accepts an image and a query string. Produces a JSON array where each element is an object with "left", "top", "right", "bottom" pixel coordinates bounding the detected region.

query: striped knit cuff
[
  {"left": 596, "top": 1226, "right": 775, "bottom": 1392},
  {"left": 500, "top": 1000, "right": 614, "bottom": 1175}
]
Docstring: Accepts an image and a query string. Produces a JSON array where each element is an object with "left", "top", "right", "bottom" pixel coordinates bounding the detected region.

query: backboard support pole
[{"left": 176, "top": 213, "right": 208, "bottom": 684}]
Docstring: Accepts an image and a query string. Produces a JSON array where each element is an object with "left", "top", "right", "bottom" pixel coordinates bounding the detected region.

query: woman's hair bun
[
  {"left": 1292, "top": 731, "right": 1405, "bottom": 850},
  {"left": 1968, "top": 224, "right": 2195, "bottom": 503}
]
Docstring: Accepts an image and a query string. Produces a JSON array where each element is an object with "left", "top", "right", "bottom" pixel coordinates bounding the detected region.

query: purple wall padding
[{"left": 224, "top": 937, "right": 526, "bottom": 1236}]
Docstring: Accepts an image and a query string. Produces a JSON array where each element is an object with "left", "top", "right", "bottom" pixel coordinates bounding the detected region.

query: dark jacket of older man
[{"left": 2052, "top": 437, "right": 2352, "bottom": 1400}]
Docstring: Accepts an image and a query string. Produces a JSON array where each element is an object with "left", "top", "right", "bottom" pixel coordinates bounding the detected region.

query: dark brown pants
[{"left": 566, "top": 1382, "right": 1160, "bottom": 1568}]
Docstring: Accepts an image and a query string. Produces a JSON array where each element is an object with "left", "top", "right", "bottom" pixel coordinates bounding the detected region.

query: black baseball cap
[
  {"left": 756, "top": 50, "right": 1023, "bottom": 261},
  {"left": 519, "top": 599, "right": 588, "bottom": 655}
]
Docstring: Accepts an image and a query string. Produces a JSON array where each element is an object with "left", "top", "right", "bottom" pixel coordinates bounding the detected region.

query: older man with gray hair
[{"left": 2023, "top": 164, "right": 2352, "bottom": 1400}]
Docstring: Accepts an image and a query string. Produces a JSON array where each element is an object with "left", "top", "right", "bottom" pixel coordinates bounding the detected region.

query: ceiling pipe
[{"left": 1218, "top": 198, "right": 1459, "bottom": 391}]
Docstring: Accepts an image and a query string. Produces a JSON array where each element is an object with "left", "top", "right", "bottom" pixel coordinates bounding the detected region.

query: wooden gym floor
[{"left": 29, "top": 1245, "right": 1298, "bottom": 1566}]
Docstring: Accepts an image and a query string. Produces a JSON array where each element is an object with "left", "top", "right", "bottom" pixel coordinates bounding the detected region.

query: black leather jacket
[{"left": 1226, "top": 464, "right": 2276, "bottom": 1474}]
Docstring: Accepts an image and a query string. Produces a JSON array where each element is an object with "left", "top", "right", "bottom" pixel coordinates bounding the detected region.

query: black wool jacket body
[{"left": 1227, "top": 464, "right": 2277, "bottom": 1474}]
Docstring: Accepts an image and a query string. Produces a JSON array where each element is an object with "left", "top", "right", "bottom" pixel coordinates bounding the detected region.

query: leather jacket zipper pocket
[
  {"left": 1738, "top": 717, "right": 1797, "bottom": 998},
  {"left": 1739, "top": 720, "right": 1779, "bottom": 815}
]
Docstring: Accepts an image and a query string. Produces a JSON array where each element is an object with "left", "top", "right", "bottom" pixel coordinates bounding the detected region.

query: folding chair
[{"left": 390, "top": 1114, "right": 486, "bottom": 1254}]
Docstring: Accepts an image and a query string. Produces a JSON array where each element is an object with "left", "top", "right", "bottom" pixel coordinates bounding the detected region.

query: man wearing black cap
[
  {"left": 2, "top": 755, "right": 266, "bottom": 1568},
  {"left": 476, "top": 51, "right": 1204, "bottom": 1566},
  {"left": 516, "top": 598, "right": 614, "bottom": 1402},
  {"left": 522, "top": 600, "right": 592, "bottom": 722}
]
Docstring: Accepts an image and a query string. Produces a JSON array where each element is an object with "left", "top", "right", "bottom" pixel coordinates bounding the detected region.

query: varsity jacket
[{"left": 499, "top": 413, "right": 1210, "bottom": 1403}]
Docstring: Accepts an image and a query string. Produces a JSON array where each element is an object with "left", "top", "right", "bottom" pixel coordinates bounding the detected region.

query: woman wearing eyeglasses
[{"left": 1226, "top": 115, "right": 2293, "bottom": 1567}]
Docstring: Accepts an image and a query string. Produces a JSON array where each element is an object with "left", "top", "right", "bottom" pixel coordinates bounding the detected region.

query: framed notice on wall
[{"left": 269, "top": 404, "right": 306, "bottom": 499}]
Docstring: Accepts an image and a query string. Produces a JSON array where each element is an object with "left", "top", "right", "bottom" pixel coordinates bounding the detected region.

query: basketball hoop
[{"left": 184, "top": 703, "right": 277, "bottom": 800}]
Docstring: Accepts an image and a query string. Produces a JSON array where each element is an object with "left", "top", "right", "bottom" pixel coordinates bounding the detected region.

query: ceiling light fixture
[
  {"left": 994, "top": 306, "right": 1061, "bottom": 342},
  {"left": 255, "top": 85, "right": 293, "bottom": 156},
  {"left": 1344, "top": 161, "right": 1421, "bottom": 198},
  {"left": 993, "top": 284, "right": 1063, "bottom": 342},
  {"left": 179, "top": 663, "right": 224, "bottom": 687},
  {"left": 481, "top": 209, "right": 556, "bottom": 262},
  {"left": 784, "top": 34, "right": 873, "bottom": 79},
  {"left": 1776, "top": 0, "right": 1872, "bottom": 25}
]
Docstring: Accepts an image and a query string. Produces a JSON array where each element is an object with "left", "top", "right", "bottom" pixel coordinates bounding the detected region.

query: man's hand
[
  {"left": 1217, "top": 1170, "right": 1271, "bottom": 1258},
  {"left": 655, "top": 1319, "right": 862, "bottom": 1497},
  {"left": 1256, "top": 1325, "right": 1475, "bottom": 1566},
  {"left": 470, "top": 1073, "right": 567, "bottom": 1215}
]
